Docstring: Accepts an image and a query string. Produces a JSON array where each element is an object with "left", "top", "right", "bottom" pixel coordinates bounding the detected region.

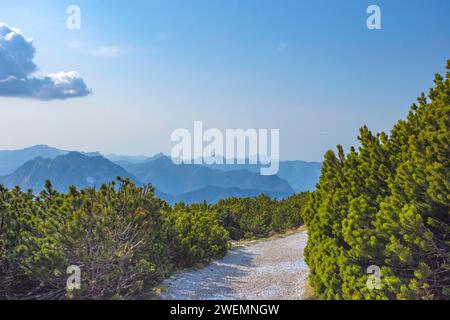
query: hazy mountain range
[
  {"left": 0, "top": 145, "right": 101, "bottom": 175},
  {"left": 0, "top": 145, "right": 321, "bottom": 204},
  {"left": 0, "top": 152, "right": 138, "bottom": 192}
]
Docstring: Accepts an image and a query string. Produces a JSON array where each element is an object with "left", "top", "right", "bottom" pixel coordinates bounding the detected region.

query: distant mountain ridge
[
  {"left": 0, "top": 145, "right": 321, "bottom": 204},
  {"left": 0, "top": 145, "right": 101, "bottom": 176},
  {"left": 158, "top": 186, "right": 294, "bottom": 205},
  {"left": 0, "top": 152, "right": 140, "bottom": 192},
  {"left": 0, "top": 145, "right": 65, "bottom": 176},
  {"left": 122, "top": 155, "right": 294, "bottom": 196},
  {"left": 199, "top": 160, "right": 321, "bottom": 192}
]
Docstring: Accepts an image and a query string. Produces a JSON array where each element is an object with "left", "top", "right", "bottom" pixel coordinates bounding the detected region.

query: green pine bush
[{"left": 304, "top": 61, "right": 450, "bottom": 300}]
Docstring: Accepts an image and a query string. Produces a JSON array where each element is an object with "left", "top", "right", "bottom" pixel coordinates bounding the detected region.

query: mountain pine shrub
[{"left": 304, "top": 61, "right": 450, "bottom": 300}]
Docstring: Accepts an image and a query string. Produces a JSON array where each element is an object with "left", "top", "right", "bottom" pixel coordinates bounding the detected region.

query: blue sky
[{"left": 0, "top": 0, "right": 449, "bottom": 161}]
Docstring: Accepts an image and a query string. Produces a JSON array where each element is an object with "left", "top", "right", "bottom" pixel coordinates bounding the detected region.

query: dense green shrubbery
[
  {"left": 303, "top": 62, "right": 450, "bottom": 300},
  {"left": 0, "top": 179, "right": 306, "bottom": 299},
  {"left": 214, "top": 193, "right": 307, "bottom": 240},
  {"left": 0, "top": 180, "right": 174, "bottom": 299},
  {"left": 0, "top": 180, "right": 232, "bottom": 299},
  {"left": 167, "top": 203, "right": 229, "bottom": 268}
]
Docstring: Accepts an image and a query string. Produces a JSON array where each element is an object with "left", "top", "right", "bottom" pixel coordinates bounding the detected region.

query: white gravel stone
[{"left": 161, "top": 230, "right": 309, "bottom": 300}]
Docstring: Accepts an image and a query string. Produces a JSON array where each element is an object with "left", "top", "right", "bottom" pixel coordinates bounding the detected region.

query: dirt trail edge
[{"left": 161, "top": 230, "right": 309, "bottom": 300}]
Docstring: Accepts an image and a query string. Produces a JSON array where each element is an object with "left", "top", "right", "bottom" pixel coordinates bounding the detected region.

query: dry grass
[{"left": 302, "top": 280, "right": 318, "bottom": 300}]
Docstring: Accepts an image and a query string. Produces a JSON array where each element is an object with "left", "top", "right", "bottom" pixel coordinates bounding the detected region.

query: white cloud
[{"left": 0, "top": 23, "right": 91, "bottom": 100}]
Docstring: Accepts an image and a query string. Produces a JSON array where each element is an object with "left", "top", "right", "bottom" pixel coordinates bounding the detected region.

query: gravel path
[{"left": 161, "top": 230, "right": 309, "bottom": 300}]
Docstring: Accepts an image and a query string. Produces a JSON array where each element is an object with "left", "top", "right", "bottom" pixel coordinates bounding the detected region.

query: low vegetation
[
  {"left": 0, "top": 178, "right": 306, "bottom": 299},
  {"left": 214, "top": 193, "right": 307, "bottom": 240}
]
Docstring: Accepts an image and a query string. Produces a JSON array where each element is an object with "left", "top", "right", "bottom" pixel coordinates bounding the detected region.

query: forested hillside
[{"left": 303, "top": 62, "right": 450, "bottom": 300}]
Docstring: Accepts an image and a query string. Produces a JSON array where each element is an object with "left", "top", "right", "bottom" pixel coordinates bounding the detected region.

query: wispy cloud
[
  {"left": 65, "top": 40, "right": 121, "bottom": 58},
  {"left": 0, "top": 23, "right": 91, "bottom": 100},
  {"left": 92, "top": 46, "right": 120, "bottom": 58},
  {"left": 64, "top": 39, "right": 81, "bottom": 49}
]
